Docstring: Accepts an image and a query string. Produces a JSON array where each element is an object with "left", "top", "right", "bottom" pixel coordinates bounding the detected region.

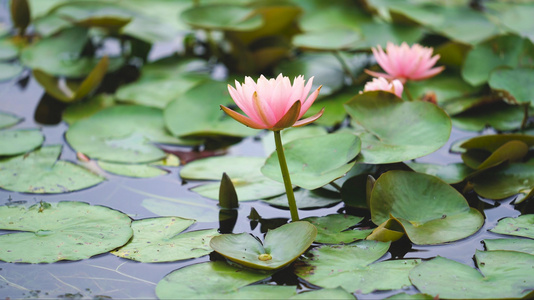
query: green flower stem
[
  {"left": 404, "top": 86, "right": 414, "bottom": 101},
  {"left": 273, "top": 130, "right": 299, "bottom": 221}
]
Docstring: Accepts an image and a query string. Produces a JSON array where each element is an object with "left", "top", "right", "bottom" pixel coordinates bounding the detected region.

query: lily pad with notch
[
  {"left": 490, "top": 215, "right": 534, "bottom": 239},
  {"left": 295, "top": 240, "right": 420, "bottom": 294},
  {"left": 302, "top": 214, "right": 372, "bottom": 244},
  {"left": 261, "top": 132, "right": 360, "bottom": 190},
  {"left": 410, "top": 250, "right": 534, "bottom": 299},
  {"left": 345, "top": 91, "right": 451, "bottom": 164},
  {"left": 111, "top": 216, "right": 218, "bottom": 263},
  {"left": 0, "top": 145, "right": 104, "bottom": 193},
  {"left": 370, "top": 170, "right": 484, "bottom": 245},
  {"left": 0, "top": 201, "right": 132, "bottom": 263},
  {"left": 210, "top": 221, "right": 317, "bottom": 270}
]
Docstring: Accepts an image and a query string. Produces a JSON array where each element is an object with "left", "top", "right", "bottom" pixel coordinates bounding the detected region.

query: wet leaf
[
  {"left": 0, "top": 201, "right": 132, "bottom": 263},
  {"left": 0, "top": 129, "right": 44, "bottom": 156},
  {"left": 164, "top": 80, "right": 256, "bottom": 138},
  {"left": 410, "top": 250, "right": 534, "bottom": 299},
  {"left": 262, "top": 133, "right": 360, "bottom": 190},
  {"left": 155, "top": 261, "right": 273, "bottom": 299},
  {"left": 0, "top": 145, "right": 104, "bottom": 193},
  {"left": 345, "top": 91, "right": 451, "bottom": 164},
  {"left": 484, "top": 238, "right": 534, "bottom": 255},
  {"left": 490, "top": 215, "right": 534, "bottom": 239},
  {"left": 66, "top": 105, "right": 195, "bottom": 164},
  {"left": 295, "top": 240, "right": 420, "bottom": 293},
  {"left": 181, "top": 156, "right": 286, "bottom": 201},
  {"left": 371, "top": 170, "right": 484, "bottom": 245},
  {"left": 111, "top": 217, "right": 218, "bottom": 263},
  {"left": 303, "top": 214, "right": 372, "bottom": 244},
  {"left": 210, "top": 221, "right": 317, "bottom": 270}
]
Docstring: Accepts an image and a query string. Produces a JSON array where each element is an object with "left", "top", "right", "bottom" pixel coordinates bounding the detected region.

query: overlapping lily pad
[
  {"left": 0, "top": 129, "right": 44, "bottom": 156},
  {"left": 489, "top": 67, "right": 534, "bottom": 105},
  {"left": 0, "top": 145, "right": 104, "bottom": 193},
  {"left": 263, "top": 188, "right": 340, "bottom": 209},
  {"left": 111, "top": 217, "right": 218, "bottom": 262},
  {"left": 181, "top": 156, "right": 286, "bottom": 201},
  {"left": 262, "top": 133, "right": 360, "bottom": 190},
  {"left": 490, "top": 215, "right": 534, "bottom": 239},
  {"left": 164, "top": 80, "right": 256, "bottom": 138},
  {"left": 155, "top": 261, "right": 274, "bottom": 299},
  {"left": 0, "top": 201, "right": 132, "bottom": 263},
  {"left": 66, "top": 105, "right": 194, "bottom": 164},
  {"left": 370, "top": 170, "right": 484, "bottom": 245},
  {"left": 303, "top": 214, "right": 372, "bottom": 244},
  {"left": 406, "top": 162, "right": 472, "bottom": 184},
  {"left": 210, "top": 221, "right": 317, "bottom": 270},
  {"left": 345, "top": 91, "right": 451, "bottom": 164},
  {"left": 295, "top": 240, "right": 420, "bottom": 294},
  {"left": 484, "top": 238, "right": 534, "bottom": 255},
  {"left": 180, "top": 5, "right": 263, "bottom": 31},
  {"left": 471, "top": 163, "right": 534, "bottom": 202},
  {"left": 410, "top": 250, "right": 534, "bottom": 299},
  {"left": 0, "top": 111, "right": 21, "bottom": 129}
]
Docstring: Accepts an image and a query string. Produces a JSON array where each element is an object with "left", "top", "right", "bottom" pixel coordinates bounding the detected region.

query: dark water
[{"left": 0, "top": 41, "right": 525, "bottom": 299}]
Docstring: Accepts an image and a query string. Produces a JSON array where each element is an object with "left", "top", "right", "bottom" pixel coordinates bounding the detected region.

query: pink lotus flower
[
  {"left": 221, "top": 74, "right": 323, "bottom": 131},
  {"left": 365, "top": 42, "right": 444, "bottom": 83},
  {"left": 362, "top": 77, "right": 404, "bottom": 98}
]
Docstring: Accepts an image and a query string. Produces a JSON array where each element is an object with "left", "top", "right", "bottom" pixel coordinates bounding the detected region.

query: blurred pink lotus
[
  {"left": 362, "top": 77, "right": 404, "bottom": 98},
  {"left": 221, "top": 74, "right": 323, "bottom": 131},
  {"left": 365, "top": 42, "right": 444, "bottom": 83}
]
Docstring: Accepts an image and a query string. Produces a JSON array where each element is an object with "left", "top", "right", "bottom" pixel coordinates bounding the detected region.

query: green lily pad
[
  {"left": 302, "top": 214, "right": 372, "bottom": 244},
  {"left": 293, "top": 29, "right": 361, "bottom": 51},
  {"left": 155, "top": 261, "right": 273, "bottom": 299},
  {"left": 98, "top": 161, "right": 168, "bottom": 178},
  {"left": 61, "top": 93, "right": 116, "bottom": 125},
  {"left": 461, "top": 140, "right": 528, "bottom": 170},
  {"left": 164, "top": 80, "right": 256, "bottom": 138},
  {"left": 405, "top": 74, "right": 480, "bottom": 105},
  {"left": 471, "top": 163, "right": 534, "bottom": 201},
  {"left": 111, "top": 217, "right": 218, "bottom": 262},
  {"left": 20, "top": 26, "right": 123, "bottom": 77},
  {"left": 345, "top": 91, "right": 451, "bottom": 164},
  {"left": 0, "top": 201, "right": 132, "bottom": 263},
  {"left": 385, "top": 293, "right": 434, "bottom": 300},
  {"left": 180, "top": 5, "right": 263, "bottom": 31},
  {"left": 66, "top": 105, "right": 194, "bottom": 164},
  {"left": 262, "top": 126, "right": 328, "bottom": 156},
  {"left": 460, "top": 133, "right": 534, "bottom": 151},
  {"left": 451, "top": 101, "right": 526, "bottom": 131},
  {"left": 0, "top": 145, "right": 104, "bottom": 193},
  {"left": 484, "top": 238, "right": 534, "bottom": 255},
  {"left": 0, "top": 38, "right": 18, "bottom": 60},
  {"left": 489, "top": 67, "right": 534, "bottom": 105},
  {"left": 406, "top": 162, "right": 472, "bottom": 184},
  {"left": 0, "top": 63, "right": 23, "bottom": 82},
  {"left": 0, "top": 112, "right": 21, "bottom": 129},
  {"left": 487, "top": 2, "right": 534, "bottom": 43},
  {"left": 33, "top": 56, "right": 109, "bottom": 103},
  {"left": 306, "top": 87, "right": 360, "bottom": 127},
  {"left": 409, "top": 250, "right": 534, "bottom": 299},
  {"left": 290, "top": 287, "right": 356, "bottom": 299},
  {"left": 262, "top": 133, "right": 360, "bottom": 190},
  {"left": 0, "top": 129, "right": 44, "bottom": 156},
  {"left": 371, "top": 170, "right": 484, "bottom": 245},
  {"left": 462, "top": 34, "right": 534, "bottom": 86},
  {"left": 295, "top": 240, "right": 420, "bottom": 293},
  {"left": 115, "top": 75, "right": 208, "bottom": 109},
  {"left": 181, "top": 156, "right": 286, "bottom": 201},
  {"left": 263, "top": 188, "right": 340, "bottom": 209},
  {"left": 141, "top": 198, "right": 219, "bottom": 223},
  {"left": 210, "top": 221, "right": 317, "bottom": 270},
  {"left": 490, "top": 215, "right": 534, "bottom": 239}
]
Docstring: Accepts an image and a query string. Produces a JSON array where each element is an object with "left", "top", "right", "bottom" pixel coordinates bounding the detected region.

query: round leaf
[
  {"left": 0, "top": 63, "right": 23, "bottom": 82},
  {"left": 490, "top": 215, "right": 534, "bottom": 239},
  {"left": 370, "top": 170, "right": 484, "bottom": 245},
  {"left": 0, "top": 129, "right": 44, "bottom": 156},
  {"left": 180, "top": 5, "right": 263, "bottom": 31},
  {"left": 0, "top": 201, "right": 132, "bottom": 263},
  {"left": 410, "top": 251, "right": 534, "bottom": 299},
  {"left": 345, "top": 91, "right": 451, "bottom": 164},
  {"left": 66, "top": 105, "right": 192, "bottom": 164},
  {"left": 210, "top": 221, "right": 317, "bottom": 270},
  {"left": 295, "top": 240, "right": 420, "bottom": 294},
  {"left": 303, "top": 214, "right": 372, "bottom": 244},
  {"left": 489, "top": 68, "right": 534, "bottom": 105},
  {"left": 263, "top": 188, "right": 340, "bottom": 209},
  {"left": 472, "top": 164, "right": 534, "bottom": 201},
  {"left": 0, "top": 145, "right": 104, "bottom": 193},
  {"left": 293, "top": 29, "right": 361, "bottom": 51},
  {"left": 111, "top": 217, "right": 218, "bottom": 262},
  {"left": 156, "top": 261, "right": 272, "bottom": 299},
  {"left": 261, "top": 133, "right": 360, "bottom": 190},
  {"left": 484, "top": 238, "right": 534, "bottom": 255},
  {"left": 0, "top": 111, "right": 21, "bottom": 129}
]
